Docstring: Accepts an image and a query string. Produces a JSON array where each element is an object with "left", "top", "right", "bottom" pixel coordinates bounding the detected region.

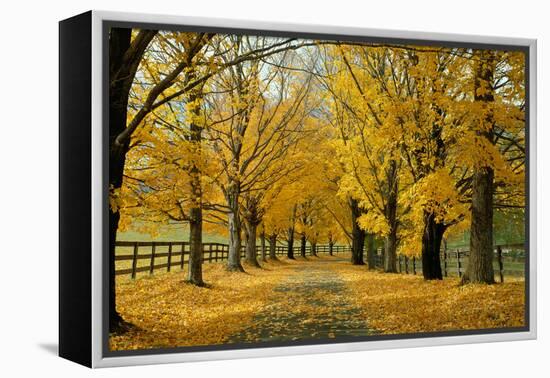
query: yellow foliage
[{"left": 115, "top": 32, "right": 526, "bottom": 258}]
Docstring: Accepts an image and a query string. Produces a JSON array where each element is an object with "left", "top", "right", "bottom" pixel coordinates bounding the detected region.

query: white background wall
[{"left": 0, "top": 0, "right": 546, "bottom": 376}]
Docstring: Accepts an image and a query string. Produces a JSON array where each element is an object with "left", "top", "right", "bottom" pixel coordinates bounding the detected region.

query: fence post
[
  {"left": 180, "top": 243, "right": 185, "bottom": 270},
  {"left": 167, "top": 242, "right": 172, "bottom": 272},
  {"left": 149, "top": 242, "right": 156, "bottom": 275},
  {"left": 412, "top": 256, "right": 416, "bottom": 275},
  {"left": 456, "top": 249, "right": 461, "bottom": 278},
  {"left": 497, "top": 245, "right": 504, "bottom": 283},
  {"left": 131, "top": 242, "right": 139, "bottom": 279}
]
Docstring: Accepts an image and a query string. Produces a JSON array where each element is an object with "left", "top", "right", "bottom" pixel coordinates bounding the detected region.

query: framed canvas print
[{"left": 59, "top": 10, "right": 537, "bottom": 368}]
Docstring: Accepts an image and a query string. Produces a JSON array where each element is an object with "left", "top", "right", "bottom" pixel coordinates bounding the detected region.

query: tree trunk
[
  {"left": 300, "top": 233, "right": 307, "bottom": 258},
  {"left": 268, "top": 234, "right": 278, "bottom": 260},
  {"left": 108, "top": 207, "right": 124, "bottom": 332},
  {"left": 384, "top": 229, "right": 398, "bottom": 273},
  {"left": 329, "top": 239, "right": 334, "bottom": 256},
  {"left": 260, "top": 229, "right": 267, "bottom": 262},
  {"left": 384, "top": 160, "right": 399, "bottom": 272},
  {"left": 311, "top": 242, "right": 317, "bottom": 257},
  {"left": 421, "top": 212, "right": 446, "bottom": 280},
  {"left": 287, "top": 205, "right": 297, "bottom": 259},
  {"left": 109, "top": 28, "right": 149, "bottom": 332},
  {"left": 463, "top": 166, "right": 495, "bottom": 284},
  {"left": 350, "top": 198, "right": 365, "bottom": 265},
  {"left": 108, "top": 29, "right": 132, "bottom": 332},
  {"left": 462, "top": 50, "right": 496, "bottom": 285},
  {"left": 245, "top": 221, "right": 261, "bottom": 267},
  {"left": 187, "top": 207, "right": 204, "bottom": 285},
  {"left": 226, "top": 189, "right": 244, "bottom": 271},
  {"left": 366, "top": 233, "right": 376, "bottom": 270},
  {"left": 287, "top": 227, "right": 295, "bottom": 259},
  {"left": 186, "top": 91, "right": 204, "bottom": 286}
]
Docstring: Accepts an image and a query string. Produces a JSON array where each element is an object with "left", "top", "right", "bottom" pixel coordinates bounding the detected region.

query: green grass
[{"left": 117, "top": 222, "right": 228, "bottom": 243}]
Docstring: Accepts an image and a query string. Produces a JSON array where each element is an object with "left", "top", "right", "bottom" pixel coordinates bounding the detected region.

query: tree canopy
[{"left": 111, "top": 29, "right": 526, "bottom": 289}]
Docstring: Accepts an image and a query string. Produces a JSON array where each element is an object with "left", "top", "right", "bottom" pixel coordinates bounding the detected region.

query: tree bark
[
  {"left": 287, "top": 205, "right": 297, "bottom": 259},
  {"left": 384, "top": 229, "right": 398, "bottom": 273},
  {"left": 287, "top": 230, "right": 295, "bottom": 259},
  {"left": 108, "top": 30, "right": 132, "bottom": 333},
  {"left": 329, "top": 239, "right": 334, "bottom": 256},
  {"left": 366, "top": 233, "right": 376, "bottom": 270},
  {"left": 300, "top": 233, "right": 307, "bottom": 258},
  {"left": 187, "top": 207, "right": 204, "bottom": 285},
  {"left": 186, "top": 90, "right": 204, "bottom": 286},
  {"left": 268, "top": 234, "right": 278, "bottom": 260},
  {"left": 383, "top": 160, "right": 399, "bottom": 272},
  {"left": 244, "top": 220, "right": 261, "bottom": 267},
  {"left": 108, "top": 207, "right": 123, "bottom": 332},
  {"left": 421, "top": 212, "right": 446, "bottom": 280},
  {"left": 311, "top": 242, "right": 317, "bottom": 257},
  {"left": 463, "top": 166, "right": 495, "bottom": 283},
  {"left": 260, "top": 228, "right": 267, "bottom": 262},
  {"left": 226, "top": 188, "right": 244, "bottom": 271},
  {"left": 350, "top": 198, "right": 366, "bottom": 265},
  {"left": 462, "top": 51, "right": 496, "bottom": 285}
]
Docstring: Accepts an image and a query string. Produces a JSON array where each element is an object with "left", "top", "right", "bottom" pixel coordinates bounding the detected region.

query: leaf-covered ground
[
  {"left": 110, "top": 254, "right": 525, "bottom": 351},
  {"left": 227, "top": 258, "right": 377, "bottom": 343},
  {"left": 331, "top": 263, "right": 525, "bottom": 334}
]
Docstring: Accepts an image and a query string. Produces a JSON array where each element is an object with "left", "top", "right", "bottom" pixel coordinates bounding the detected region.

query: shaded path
[{"left": 228, "top": 257, "right": 377, "bottom": 343}]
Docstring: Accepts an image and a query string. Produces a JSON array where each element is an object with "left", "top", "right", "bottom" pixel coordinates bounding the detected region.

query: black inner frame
[{"left": 102, "top": 19, "right": 530, "bottom": 358}]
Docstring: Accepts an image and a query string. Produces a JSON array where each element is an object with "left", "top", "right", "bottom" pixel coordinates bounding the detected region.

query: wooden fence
[
  {"left": 372, "top": 243, "right": 526, "bottom": 282},
  {"left": 115, "top": 241, "right": 351, "bottom": 278},
  {"left": 115, "top": 240, "right": 525, "bottom": 281}
]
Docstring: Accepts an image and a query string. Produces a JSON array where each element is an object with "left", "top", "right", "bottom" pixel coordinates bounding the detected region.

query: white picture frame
[{"left": 59, "top": 10, "right": 537, "bottom": 368}]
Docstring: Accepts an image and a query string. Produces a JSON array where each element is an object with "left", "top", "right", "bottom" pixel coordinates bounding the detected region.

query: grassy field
[{"left": 117, "top": 223, "right": 227, "bottom": 243}]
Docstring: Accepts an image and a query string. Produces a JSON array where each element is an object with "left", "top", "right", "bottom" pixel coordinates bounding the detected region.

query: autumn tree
[
  {"left": 203, "top": 36, "right": 316, "bottom": 270},
  {"left": 319, "top": 45, "right": 406, "bottom": 270},
  {"left": 461, "top": 50, "right": 526, "bottom": 283},
  {"left": 115, "top": 82, "right": 220, "bottom": 286}
]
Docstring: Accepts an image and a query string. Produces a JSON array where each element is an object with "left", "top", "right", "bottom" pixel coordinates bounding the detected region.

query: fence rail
[
  {"left": 372, "top": 243, "right": 526, "bottom": 282},
  {"left": 115, "top": 241, "right": 351, "bottom": 278},
  {"left": 115, "top": 240, "right": 525, "bottom": 281}
]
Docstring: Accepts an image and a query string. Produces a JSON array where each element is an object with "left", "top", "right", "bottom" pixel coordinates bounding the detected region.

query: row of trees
[
  {"left": 320, "top": 45, "right": 525, "bottom": 281},
  {"left": 108, "top": 29, "right": 526, "bottom": 331}
]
